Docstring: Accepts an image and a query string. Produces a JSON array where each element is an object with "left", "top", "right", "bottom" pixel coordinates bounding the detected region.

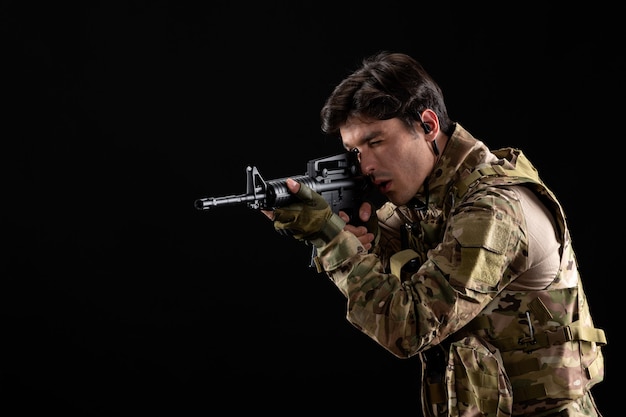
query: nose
[{"left": 357, "top": 149, "right": 375, "bottom": 176}]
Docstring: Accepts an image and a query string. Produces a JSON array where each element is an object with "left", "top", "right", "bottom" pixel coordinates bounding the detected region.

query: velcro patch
[{"left": 455, "top": 213, "right": 511, "bottom": 286}]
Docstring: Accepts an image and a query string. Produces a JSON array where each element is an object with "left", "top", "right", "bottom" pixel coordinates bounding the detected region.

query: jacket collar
[{"left": 413, "top": 123, "right": 498, "bottom": 210}]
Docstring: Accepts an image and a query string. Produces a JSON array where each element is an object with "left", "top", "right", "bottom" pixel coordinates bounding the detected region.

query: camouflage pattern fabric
[{"left": 315, "top": 124, "right": 606, "bottom": 416}]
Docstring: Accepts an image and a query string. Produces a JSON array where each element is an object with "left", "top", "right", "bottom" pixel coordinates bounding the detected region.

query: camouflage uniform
[{"left": 314, "top": 124, "right": 606, "bottom": 416}]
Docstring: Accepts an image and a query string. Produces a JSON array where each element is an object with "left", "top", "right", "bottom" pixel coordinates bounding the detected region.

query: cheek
[
  {"left": 399, "top": 153, "right": 428, "bottom": 187},
  {"left": 396, "top": 150, "right": 419, "bottom": 174},
  {"left": 400, "top": 165, "right": 419, "bottom": 188}
]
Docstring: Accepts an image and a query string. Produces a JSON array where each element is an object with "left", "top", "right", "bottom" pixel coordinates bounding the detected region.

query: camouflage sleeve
[{"left": 315, "top": 185, "right": 529, "bottom": 358}]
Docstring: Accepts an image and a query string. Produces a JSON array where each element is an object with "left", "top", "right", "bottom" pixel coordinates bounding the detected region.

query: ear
[{"left": 420, "top": 109, "right": 439, "bottom": 137}]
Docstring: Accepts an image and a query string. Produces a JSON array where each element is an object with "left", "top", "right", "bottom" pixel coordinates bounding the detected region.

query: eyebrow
[{"left": 345, "top": 130, "right": 381, "bottom": 150}]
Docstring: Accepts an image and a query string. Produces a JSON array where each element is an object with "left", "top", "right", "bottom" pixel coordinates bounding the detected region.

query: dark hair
[{"left": 320, "top": 51, "right": 453, "bottom": 136}]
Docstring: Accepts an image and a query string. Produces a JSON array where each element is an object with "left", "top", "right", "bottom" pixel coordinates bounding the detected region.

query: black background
[{"left": 4, "top": 1, "right": 620, "bottom": 415}]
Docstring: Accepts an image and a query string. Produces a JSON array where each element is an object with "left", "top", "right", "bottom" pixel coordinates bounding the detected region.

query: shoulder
[{"left": 455, "top": 183, "right": 526, "bottom": 225}]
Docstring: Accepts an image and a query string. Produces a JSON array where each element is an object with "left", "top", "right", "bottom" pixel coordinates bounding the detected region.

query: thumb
[{"left": 359, "top": 202, "right": 372, "bottom": 222}]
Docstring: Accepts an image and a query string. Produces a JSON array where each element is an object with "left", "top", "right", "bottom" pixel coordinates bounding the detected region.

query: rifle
[{"left": 194, "top": 152, "right": 376, "bottom": 265}]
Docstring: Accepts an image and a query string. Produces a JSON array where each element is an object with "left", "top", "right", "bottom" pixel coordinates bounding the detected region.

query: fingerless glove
[{"left": 273, "top": 181, "right": 345, "bottom": 248}]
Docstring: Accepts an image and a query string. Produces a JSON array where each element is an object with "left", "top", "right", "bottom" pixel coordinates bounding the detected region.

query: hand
[
  {"left": 261, "top": 178, "right": 305, "bottom": 222},
  {"left": 262, "top": 178, "right": 345, "bottom": 248},
  {"left": 339, "top": 201, "right": 378, "bottom": 251}
]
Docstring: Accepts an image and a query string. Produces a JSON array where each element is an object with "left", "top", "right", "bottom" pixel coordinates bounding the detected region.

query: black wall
[{"left": 4, "top": 2, "right": 620, "bottom": 415}]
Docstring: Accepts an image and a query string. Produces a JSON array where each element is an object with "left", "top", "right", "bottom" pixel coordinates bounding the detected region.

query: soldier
[{"left": 263, "top": 51, "right": 606, "bottom": 416}]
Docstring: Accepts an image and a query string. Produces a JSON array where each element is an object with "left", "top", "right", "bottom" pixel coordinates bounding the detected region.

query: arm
[{"left": 315, "top": 186, "right": 529, "bottom": 358}]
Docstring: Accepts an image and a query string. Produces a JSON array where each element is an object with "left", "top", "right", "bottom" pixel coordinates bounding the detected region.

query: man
[{"left": 264, "top": 51, "right": 606, "bottom": 416}]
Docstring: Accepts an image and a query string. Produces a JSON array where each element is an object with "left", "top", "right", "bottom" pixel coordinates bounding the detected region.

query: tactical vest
[{"left": 392, "top": 148, "right": 607, "bottom": 417}]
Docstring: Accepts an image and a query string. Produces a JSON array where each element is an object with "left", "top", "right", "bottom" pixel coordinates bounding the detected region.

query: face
[{"left": 340, "top": 116, "right": 436, "bottom": 206}]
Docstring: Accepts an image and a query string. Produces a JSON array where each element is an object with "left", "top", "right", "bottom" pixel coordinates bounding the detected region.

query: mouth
[{"left": 375, "top": 179, "right": 391, "bottom": 194}]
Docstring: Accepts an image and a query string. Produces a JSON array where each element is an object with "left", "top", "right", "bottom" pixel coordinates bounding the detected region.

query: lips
[{"left": 376, "top": 180, "right": 391, "bottom": 194}]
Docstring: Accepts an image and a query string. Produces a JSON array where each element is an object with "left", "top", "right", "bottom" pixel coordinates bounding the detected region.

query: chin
[{"left": 387, "top": 195, "right": 405, "bottom": 206}]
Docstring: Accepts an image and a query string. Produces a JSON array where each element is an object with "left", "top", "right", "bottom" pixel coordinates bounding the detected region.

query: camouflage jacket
[{"left": 315, "top": 124, "right": 606, "bottom": 416}]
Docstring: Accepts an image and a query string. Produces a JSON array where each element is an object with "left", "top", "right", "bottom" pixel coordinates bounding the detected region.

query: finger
[
  {"left": 343, "top": 224, "right": 358, "bottom": 234},
  {"left": 344, "top": 224, "right": 368, "bottom": 236},
  {"left": 286, "top": 178, "right": 301, "bottom": 193},
  {"left": 338, "top": 210, "right": 350, "bottom": 222},
  {"left": 359, "top": 202, "right": 372, "bottom": 222},
  {"left": 358, "top": 233, "right": 374, "bottom": 251},
  {"left": 360, "top": 231, "right": 374, "bottom": 244},
  {"left": 343, "top": 223, "right": 374, "bottom": 250}
]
